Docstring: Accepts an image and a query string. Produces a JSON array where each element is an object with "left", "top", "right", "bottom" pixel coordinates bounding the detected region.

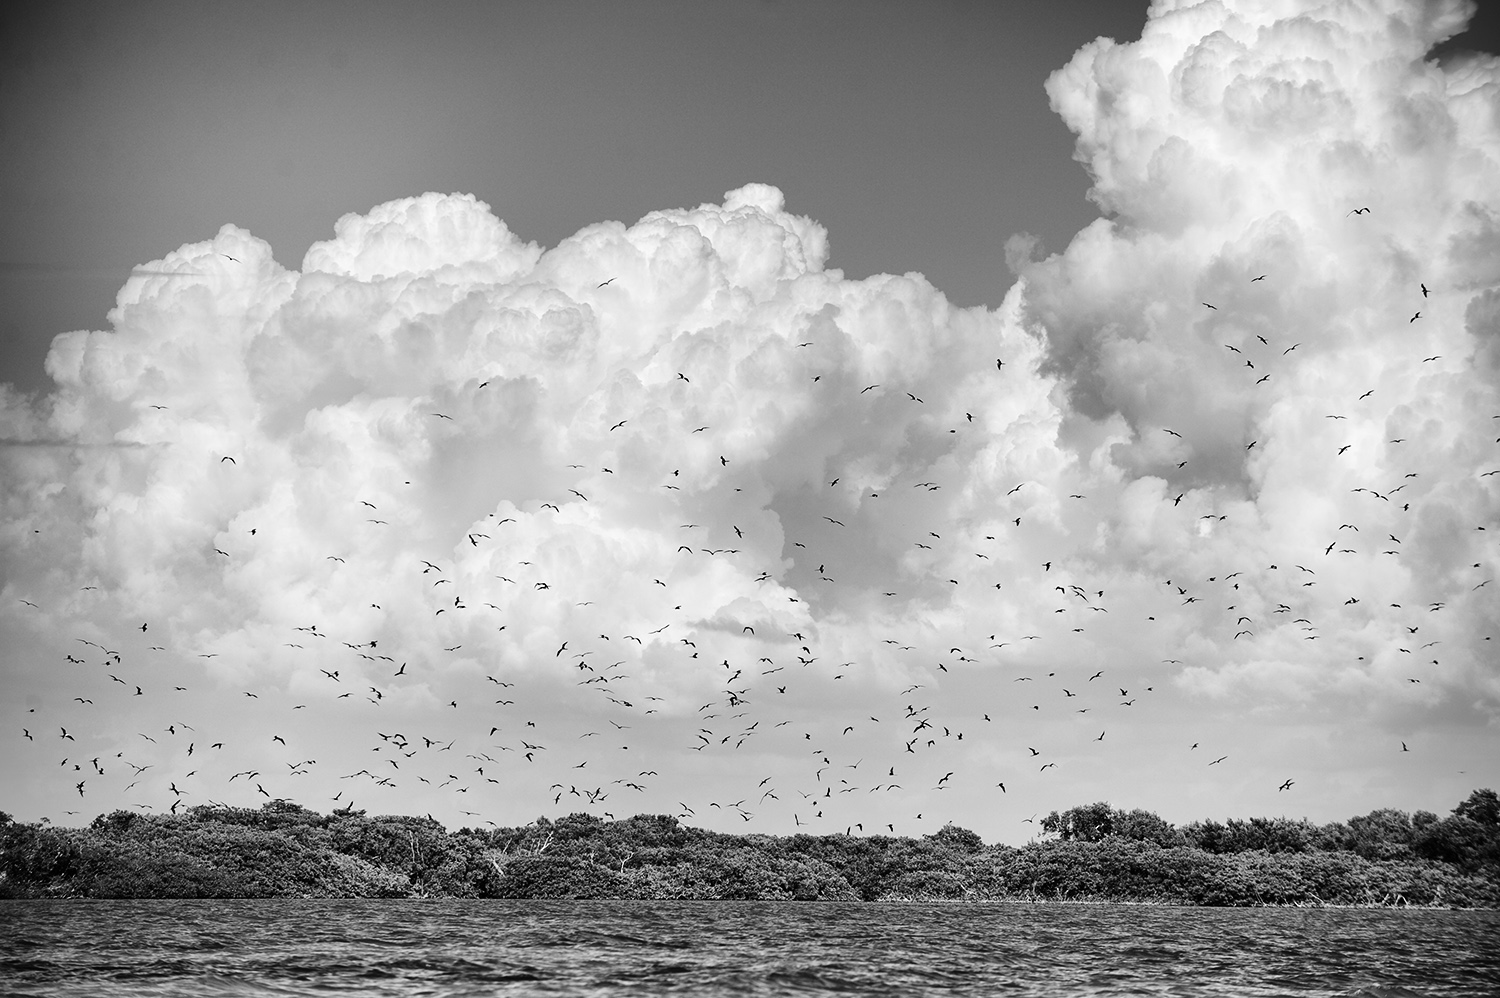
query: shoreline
[{"left": 5, "top": 803, "right": 1497, "bottom": 908}]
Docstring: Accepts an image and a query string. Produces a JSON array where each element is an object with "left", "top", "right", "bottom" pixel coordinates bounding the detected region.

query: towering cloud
[
  {"left": 1019, "top": 0, "right": 1499, "bottom": 706},
  {"left": 2, "top": 0, "right": 1495, "bottom": 837}
]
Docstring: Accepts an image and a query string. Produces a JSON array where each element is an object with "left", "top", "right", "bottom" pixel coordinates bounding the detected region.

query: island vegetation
[{"left": 3, "top": 789, "right": 1497, "bottom": 906}]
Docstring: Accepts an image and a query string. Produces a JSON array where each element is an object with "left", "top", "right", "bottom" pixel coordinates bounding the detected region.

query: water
[{"left": 1, "top": 900, "right": 1496, "bottom": 997}]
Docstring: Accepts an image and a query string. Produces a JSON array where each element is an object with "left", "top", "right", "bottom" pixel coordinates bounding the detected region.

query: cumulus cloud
[
  {"left": 2, "top": 0, "right": 1497, "bottom": 838},
  {"left": 1023, "top": 0, "right": 1500, "bottom": 691}
]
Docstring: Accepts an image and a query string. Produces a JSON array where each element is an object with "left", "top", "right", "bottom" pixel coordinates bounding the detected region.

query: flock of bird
[{"left": 11, "top": 208, "right": 1498, "bottom": 838}]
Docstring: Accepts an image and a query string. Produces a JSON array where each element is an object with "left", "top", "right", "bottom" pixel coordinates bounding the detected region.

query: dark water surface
[{"left": 2, "top": 900, "right": 1497, "bottom": 997}]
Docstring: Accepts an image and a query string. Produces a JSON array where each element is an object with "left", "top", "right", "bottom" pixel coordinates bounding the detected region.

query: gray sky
[
  {"left": 1, "top": 0, "right": 1151, "bottom": 395},
  {"left": 2, "top": 2, "right": 1498, "bottom": 842}
]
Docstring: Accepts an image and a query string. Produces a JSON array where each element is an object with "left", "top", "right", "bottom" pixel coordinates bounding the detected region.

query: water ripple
[{"left": 2, "top": 900, "right": 1497, "bottom": 997}]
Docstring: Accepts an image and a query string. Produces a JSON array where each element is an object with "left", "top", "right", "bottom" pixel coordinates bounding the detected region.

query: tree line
[{"left": 2, "top": 789, "right": 1496, "bottom": 906}]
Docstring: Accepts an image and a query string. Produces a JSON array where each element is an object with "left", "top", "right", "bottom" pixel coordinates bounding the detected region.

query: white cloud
[{"left": 1022, "top": 0, "right": 1500, "bottom": 709}]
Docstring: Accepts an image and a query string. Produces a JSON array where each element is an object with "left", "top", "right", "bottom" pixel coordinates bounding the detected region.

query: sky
[{"left": 2, "top": 0, "right": 1498, "bottom": 846}]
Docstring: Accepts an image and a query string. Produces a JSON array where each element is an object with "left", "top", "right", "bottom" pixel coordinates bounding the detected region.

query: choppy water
[{"left": 2, "top": 900, "right": 1497, "bottom": 997}]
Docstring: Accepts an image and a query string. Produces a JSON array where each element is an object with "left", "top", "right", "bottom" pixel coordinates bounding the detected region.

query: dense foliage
[{"left": 3, "top": 790, "right": 1497, "bottom": 906}]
